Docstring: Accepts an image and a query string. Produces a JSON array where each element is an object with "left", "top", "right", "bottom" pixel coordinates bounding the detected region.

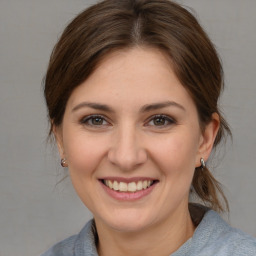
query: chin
[
  {"left": 109, "top": 220, "right": 151, "bottom": 233},
  {"left": 97, "top": 209, "right": 155, "bottom": 233}
]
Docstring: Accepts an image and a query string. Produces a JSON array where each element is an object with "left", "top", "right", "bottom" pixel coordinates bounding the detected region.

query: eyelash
[
  {"left": 80, "top": 115, "right": 110, "bottom": 127},
  {"left": 146, "top": 114, "right": 176, "bottom": 128},
  {"left": 79, "top": 114, "right": 176, "bottom": 128}
]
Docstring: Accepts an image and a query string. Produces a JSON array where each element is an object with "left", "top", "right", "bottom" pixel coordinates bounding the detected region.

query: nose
[{"left": 107, "top": 125, "right": 147, "bottom": 171}]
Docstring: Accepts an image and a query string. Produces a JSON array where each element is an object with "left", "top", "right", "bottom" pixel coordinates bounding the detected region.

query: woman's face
[{"left": 55, "top": 47, "right": 217, "bottom": 233}]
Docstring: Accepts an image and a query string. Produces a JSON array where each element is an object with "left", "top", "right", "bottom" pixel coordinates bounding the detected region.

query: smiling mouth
[{"left": 101, "top": 179, "right": 158, "bottom": 193}]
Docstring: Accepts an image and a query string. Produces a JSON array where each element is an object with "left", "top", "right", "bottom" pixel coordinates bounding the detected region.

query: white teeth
[
  {"left": 113, "top": 181, "right": 119, "bottom": 191},
  {"left": 137, "top": 181, "right": 143, "bottom": 191},
  {"left": 108, "top": 180, "right": 113, "bottom": 189},
  {"left": 104, "top": 179, "right": 154, "bottom": 192},
  {"left": 128, "top": 182, "right": 137, "bottom": 192},
  {"left": 119, "top": 182, "right": 128, "bottom": 192},
  {"left": 142, "top": 180, "right": 148, "bottom": 189}
]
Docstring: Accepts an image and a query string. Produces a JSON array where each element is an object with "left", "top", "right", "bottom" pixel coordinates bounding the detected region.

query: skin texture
[{"left": 54, "top": 47, "right": 219, "bottom": 256}]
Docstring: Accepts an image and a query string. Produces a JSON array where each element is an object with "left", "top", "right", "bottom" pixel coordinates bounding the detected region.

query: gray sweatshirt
[{"left": 41, "top": 209, "right": 256, "bottom": 256}]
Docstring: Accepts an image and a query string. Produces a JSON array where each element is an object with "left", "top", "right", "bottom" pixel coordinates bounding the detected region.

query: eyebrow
[
  {"left": 140, "top": 101, "right": 186, "bottom": 112},
  {"left": 72, "top": 100, "right": 185, "bottom": 113},
  {"left": 72, "top": 102, "right": 114, "bottom": 112}
]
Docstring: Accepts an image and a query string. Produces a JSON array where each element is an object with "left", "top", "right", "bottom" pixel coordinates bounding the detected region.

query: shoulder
[
  {"left": 192, "top": 210, "right": 256, "bottom": 256},
  {"left": 40, "top": 219, "right": 98, "bottom": 256},
  {"left": 40, "top": 235, "right": 77, "bottom": 256}
]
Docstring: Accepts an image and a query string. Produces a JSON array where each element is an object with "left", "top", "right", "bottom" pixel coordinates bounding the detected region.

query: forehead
[
  {"left": 94, "top": 46, "right": 173, "bottom": 76},
  {"left": 66, "top": 47, "right": 195, "bottom": 111}
]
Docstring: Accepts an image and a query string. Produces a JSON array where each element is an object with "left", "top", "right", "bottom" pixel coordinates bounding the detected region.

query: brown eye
[
  {"left": 80, "top": 115, "right": 109, "bottom": 126},
  {"left": 146, "top": 115, "right": 176, "bottom": 128},
  {"left": 153, "top": 117, "right": 167, "bottom": 126},
  {"left": 91, "top": 116, "right": 104, "bottom": 125}
]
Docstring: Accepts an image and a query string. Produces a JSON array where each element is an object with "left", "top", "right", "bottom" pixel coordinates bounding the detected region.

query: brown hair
[{"left": 44, "top": 0, "right": 231, "bottom": 212}]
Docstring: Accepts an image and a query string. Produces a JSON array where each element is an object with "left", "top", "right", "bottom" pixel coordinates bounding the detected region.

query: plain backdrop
[{"left": 0, "top": 0, "right": 255, "bottom": 255}]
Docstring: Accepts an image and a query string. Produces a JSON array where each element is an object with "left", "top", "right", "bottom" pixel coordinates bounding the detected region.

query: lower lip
[{"left": 100, "top": 181, "right": 157, "bottom": 201}]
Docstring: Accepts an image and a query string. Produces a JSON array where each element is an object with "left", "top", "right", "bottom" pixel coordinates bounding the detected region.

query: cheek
[
  {"left": 63, "top": 129, "right": 108, "bottom": 176},
  {"left": 61, "top": 130, "right": 110, "bottom": 210},
  {"left": 149, "top": 131, "right": 199, "bottom": 178}
]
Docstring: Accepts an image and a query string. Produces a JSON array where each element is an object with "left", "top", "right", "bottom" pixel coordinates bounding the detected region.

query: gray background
[{"left": 0, "top": 0, "right": 255, "bottom": 255}]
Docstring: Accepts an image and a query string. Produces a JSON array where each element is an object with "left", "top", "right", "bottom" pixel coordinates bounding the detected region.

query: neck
[{"left": 96, "top": 206, "right": 195, "bottom": 256}]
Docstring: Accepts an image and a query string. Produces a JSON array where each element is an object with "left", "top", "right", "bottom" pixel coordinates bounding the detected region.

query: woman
[{"left": 42, "top": 0, "right": 256, "bottom": 255}]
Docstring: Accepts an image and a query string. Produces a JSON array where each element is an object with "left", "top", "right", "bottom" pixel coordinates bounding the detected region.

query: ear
[
  {"left": 196, "top": 113, "right": 220, "bottom": 167},
  {"left": 52, "top": 124, "right": 65, "bottom": 159}
]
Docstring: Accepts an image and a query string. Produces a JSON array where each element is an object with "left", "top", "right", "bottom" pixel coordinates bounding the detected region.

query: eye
[
  {"left": 80, "top": 115, "right": 109, "bottom": 127},
  {"left": 146, "top": 115, "right": 176, "bottom": 127}
]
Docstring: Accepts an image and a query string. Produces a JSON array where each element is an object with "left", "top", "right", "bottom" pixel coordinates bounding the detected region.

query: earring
[
  {"left": 200, "top": 158, "right": 206, "bottom": 170},
  {"left": 61, "top": 158, "right": 68, "bottom": 167}
]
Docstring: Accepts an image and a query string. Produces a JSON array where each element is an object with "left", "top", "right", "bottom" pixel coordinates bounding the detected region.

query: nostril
[{"left": 107, "top": 146, "right": 148, "bottom": 171}]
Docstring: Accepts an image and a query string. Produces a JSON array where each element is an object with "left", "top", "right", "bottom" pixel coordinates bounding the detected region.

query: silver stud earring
[
  {"left": 61, "top": 158, "right": 68, "bottom": 167},
  {"left": 200, "top": 158, "right": 206, "bottom": 170}
]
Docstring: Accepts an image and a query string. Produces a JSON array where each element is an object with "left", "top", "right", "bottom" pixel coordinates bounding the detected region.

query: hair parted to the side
[{"left": 44, "top": 0, "right": 231, "bottom": 212}]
